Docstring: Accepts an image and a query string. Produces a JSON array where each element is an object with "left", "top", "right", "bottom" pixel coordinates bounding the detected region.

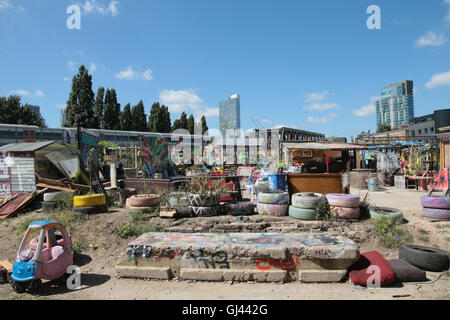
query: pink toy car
[{"left": 11, "top": 220, "right": 73, "bottom": 294}]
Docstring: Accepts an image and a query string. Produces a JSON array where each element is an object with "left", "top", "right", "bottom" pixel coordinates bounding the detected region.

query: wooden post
[{"left": 325, "top": 151, "right": 330, "bottom": 173}]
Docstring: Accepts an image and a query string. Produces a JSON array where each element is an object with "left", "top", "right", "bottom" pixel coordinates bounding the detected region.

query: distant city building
[
  {"left": 376, "top": 80, "right": 414, "bottom": 129},
  {"left": 219, "top": 94, "right": 241, "bottom": 137},
  {"left": 410, "top": 109, "right": 450, "bottom": 137},
  {"left": 60, "top": 110, "right": 67, "bottom": 127}
]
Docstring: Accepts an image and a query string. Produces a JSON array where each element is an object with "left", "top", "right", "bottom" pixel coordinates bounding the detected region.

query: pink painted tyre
[
  {"left": 257, "top": 191, "right": 289, "bottom": 205},
  {"left": 326, "top": 194, "right": 360, "bottom": 208},
  {"left": 126, "top": 194, "right": 161, "bottom": 208},
  {"left": 257, "top": 203, "right": 288, "bottom": 216},
  {"left": 330, "top": 206, "right": 360, "bottom": 219},
  {"left": 423, "top": 207, "right": 450, "bottom": 220},
  {"left": 421, "top": 196, "right": 450, "bottom": 210}
]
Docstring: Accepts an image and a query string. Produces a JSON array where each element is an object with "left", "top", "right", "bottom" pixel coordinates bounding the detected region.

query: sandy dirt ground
[{"left": 0, "top": 187, "right": 449, "bottom": 300}]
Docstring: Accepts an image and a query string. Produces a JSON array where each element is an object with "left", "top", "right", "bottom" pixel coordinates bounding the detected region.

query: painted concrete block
[{"left": 299, "top": 270, "right": 347, "bottom": 283}]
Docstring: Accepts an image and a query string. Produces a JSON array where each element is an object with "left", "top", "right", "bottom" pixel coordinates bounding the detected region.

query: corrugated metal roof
[
  {"left": 0, "top": 141, "right": 56, "bottom": 153},
  {"left": 283, "top": 142, "right": 366, "bottom": 150}
]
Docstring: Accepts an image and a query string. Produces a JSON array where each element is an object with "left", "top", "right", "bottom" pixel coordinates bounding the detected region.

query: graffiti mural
[
  {"left": 429, "top": 167, "right": 449, "bottom": 195},
  {"left": 140, "top": 136, "right": 169, "bottom": 177}
]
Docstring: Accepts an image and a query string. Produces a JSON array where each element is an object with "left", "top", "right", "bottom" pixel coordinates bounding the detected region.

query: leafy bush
[
  {"left": 315, "top": 197, "right": 331, "bottom": 221},
  {"left": 114, "top": 222, "right": 164, "bottom": 239},
  {"left": 372, "top": 216, "right": 413, "bottom": 248}
]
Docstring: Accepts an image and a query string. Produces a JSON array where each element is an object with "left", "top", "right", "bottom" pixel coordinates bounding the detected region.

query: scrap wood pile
[{"left": 0, "top": 189, "right": 47, "bottom": 219}]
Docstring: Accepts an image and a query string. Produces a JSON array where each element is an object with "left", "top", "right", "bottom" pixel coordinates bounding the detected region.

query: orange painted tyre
[{"left": 126, "top": 194, "right": 161, "bottom": 207}]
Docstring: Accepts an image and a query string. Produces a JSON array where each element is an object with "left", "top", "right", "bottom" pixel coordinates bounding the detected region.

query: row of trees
[
  {"left": 0, "top": 95, "right": 46, "bottom": 127},
  {"left": 63, "top": 65, "right": 209, "bottom": 134}
]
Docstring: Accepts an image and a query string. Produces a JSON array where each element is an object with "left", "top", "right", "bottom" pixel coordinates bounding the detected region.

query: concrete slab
[{"left": 117, "top": 232, "right": 359, "bottom": 283}]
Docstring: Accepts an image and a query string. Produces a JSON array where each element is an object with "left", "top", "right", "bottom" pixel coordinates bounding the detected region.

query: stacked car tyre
[
  {"left": 126, "top": 194, "right": 161, "bottom": 211},
  {"left": 289, "top": 193, "right": 324, "bottom": 220},
  {"left": 257, "top": 191, "right": 289, "bottom": 217},
  {"left": 326, "top": 194, "right": 360, "bottom": 220},
  {"left": 73, "top": 194, "right": 107, "bottom": 214},
  {"left": 42, "top": 192, "right": 71, "bottom": 213},
  {"left": 167, "top": 192, "right": 191, "bottom": 216},
  {"left": 421, "top": 196, "right": 450, "bottom": 221},
  {"left": 188, "top": 193, "right": 220, "bottom": 217}
]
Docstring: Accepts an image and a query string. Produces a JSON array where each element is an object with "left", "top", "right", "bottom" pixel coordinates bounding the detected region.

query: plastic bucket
[
  {"left": 368, "top": 176, "right": 379, "bottom": 191},
  {"left": 268, "top": 174, "right": 286, "bottom": 191}
]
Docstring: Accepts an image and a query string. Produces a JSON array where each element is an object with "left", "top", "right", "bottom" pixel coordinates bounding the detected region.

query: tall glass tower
[
  {"left": 376, "top": 80, "right": 414, "bottom": 129},
  {"left": 219, "top": 94, "right": 241, "bottom": 137}
]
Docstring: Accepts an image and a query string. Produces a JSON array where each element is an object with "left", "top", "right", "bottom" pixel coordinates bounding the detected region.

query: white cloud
[
  {"left": 67, "top": 60, "right": 76, "bottom": 71},
  {"left": 63, "top": 77, "right": 70, "bottom": 82},
  {"left": 0, "top": 0, "right": 25, "bottom": 14},
  {"left": 307, "top": 113, "right": 338, "bottom": 124},
  {"left": 415, "top": 31, "right": 447, "bottom": 47},
  {"left": 90, "top": 63, "right": 97, "bottom": 73},
  {"left": 81, "top": 0, "right": 119, "bottom": 17},
  {"left": 115, "top": 66, "right": 153, "bottom": 81},
  {"left": 426, "top": 70, "right": 450, "bottom": 89},
  {"left": 305, "top": 91, "right": 332, "bottom": 103},
  {"left": 303, "top": 102, "right": 339, "bottom": 112},
  {"left": 353, "top": 96, "right": 379, "bottom": 117},
  {"left": 159, "top": 89, "right": 219, "bottom": 118},
  {"left": 10, "top": 89, "right": 30, "bottom": 96},
  {"left": 0, "top": 1, "right": 11, "bottom": 9},
  {"left": 34, "top": 89, "right": 44, "bottom": 97}
]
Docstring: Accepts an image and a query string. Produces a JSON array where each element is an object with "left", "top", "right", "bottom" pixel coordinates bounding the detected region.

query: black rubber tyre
[
  {"left": 29, "top": 279, "right": 42, "bottom": 295},
  {"left": 399, "top": 244, "right": 450, "bottom": 272},
  {"left": 11, "top": 280, "right": 27, "bottom": 294},
  {"left": 73, "top": 204, "right": 108, "bottom": 215}
]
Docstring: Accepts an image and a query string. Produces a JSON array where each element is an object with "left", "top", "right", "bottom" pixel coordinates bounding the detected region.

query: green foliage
[
  {"left": 200, "top": 116, "right": 208, "bottom": 134},
  {"left": 377, "top": 124, "right": 391, "bottom": 133},
  {"left": 120, "top": 103, "right": 133, "bottom": 131},
  {"left": 187, "top": 114, "right": 195, "bottom": 135},
  {"left": 148, "top": 103, "right": 172, "bottom": 133},
  {"left": 181, "top": 175, "right": 229, "bottom": 195},
  {"left": 114, "top": 221, "right": 164, "bottom": 239},
  {"left": 64, "top": 65, "right": 95, "bottom": 128},
  {"left": 131, "top": 100, "right": 147, "bottom": 132},
  {"left": 72, "top": 239, "right": 88, "bottom": 253},
  {"left": 93, "top": 87, "right": 105, "bottom": 129},
  {"left": 0, "top": 96, "right": 46, "bottom": 127},
  {"left": 103, "top": 89, "right": 121, "bottom": 130},
  {"left": 372, "top": 216, "right": 413, "bottom": 248},
  {"left": 314, "top": 197, "right": 331, "bottom": 221},
  {"left": 172, "top": 112, "right": 188, "bottom": 132}
]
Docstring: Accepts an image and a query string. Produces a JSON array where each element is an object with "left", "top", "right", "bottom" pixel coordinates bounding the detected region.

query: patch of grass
[
  {"left": 72, "top": 238, "right": 88, "bottom": 253},
  {"left": 113, "top": 222, "right": 164, "bottom": 239},
  {"left": 371, "top": 216, "right": 413, "bottom": 249}
]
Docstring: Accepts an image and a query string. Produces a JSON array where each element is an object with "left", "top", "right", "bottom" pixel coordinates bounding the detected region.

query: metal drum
[
  {"left": 268, "top": 174, "right": 286, "bottom": 192},
  {"left": 368, "top": 176, "right": 379, "bottom": 191}
]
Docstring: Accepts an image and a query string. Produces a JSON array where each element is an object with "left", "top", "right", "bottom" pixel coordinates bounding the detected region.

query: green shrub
[
  {"left": 372, "top": 216, "right": 413, "bottom": 248},
  {"left": 114, "top": 222, "right": 164, "bottom": 239}
]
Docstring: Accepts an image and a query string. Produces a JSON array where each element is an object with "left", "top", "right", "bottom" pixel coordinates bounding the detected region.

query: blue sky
[{"left": 1, "top": 0, "right": 450, "bottom": 139}]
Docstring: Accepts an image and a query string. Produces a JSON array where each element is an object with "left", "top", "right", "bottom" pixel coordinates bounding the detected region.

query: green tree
[
  {"left": 377, "top": 124, "right": 391, "bottom": 133},
  {"left": 64, "top": 65, "right": 95, "bottom": 128},
  {"left": 148, "top": 102, "right": 161, "bottom": 132},
  {"left": 93, "top": 87, "right": 105, "bottom": 129},
  {"left": 120, "top": 103, "right": 133, "bottom": 131},
  {"left": 103, "top": 89, "right": 121, "bottom": 130},
  {"left": 0, "top": 96, "right": 46, "bottom": 127},
  {"left": 161, "top": 105, "right": 171, "bottom": 133},
  {"left": 200, "top": 115, "right": 208, "bottom": 134},
  {"left": 172, "top": 112, "right": 188, "bottom": 132},
  {"left": 131, "top": 100, "right": 147, "bottom": 132},
  {"left": 187, "top": 114, "right": 195, "bottom": 134}
]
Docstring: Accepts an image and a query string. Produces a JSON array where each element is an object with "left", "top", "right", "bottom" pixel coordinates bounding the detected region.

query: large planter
[{"left": 126, "top": 194, "right": 161, "bottom": 208}]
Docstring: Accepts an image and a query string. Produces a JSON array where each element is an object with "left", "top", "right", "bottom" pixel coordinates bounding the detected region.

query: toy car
[{"left": 11, "top": 220, "right": 73, "bottom": 294}]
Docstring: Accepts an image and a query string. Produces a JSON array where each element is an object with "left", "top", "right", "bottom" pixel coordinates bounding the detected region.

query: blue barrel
[{"left": 268, "top": 174, "right": 286, "bottom": 191}]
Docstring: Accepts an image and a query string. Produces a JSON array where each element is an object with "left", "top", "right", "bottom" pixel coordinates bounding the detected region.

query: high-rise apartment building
[
  {"left": 376, "top": 80, "right": 414, "bottom": 129},
  {"left": 219, "top": 94, "right": 241, "bottom": 137}
]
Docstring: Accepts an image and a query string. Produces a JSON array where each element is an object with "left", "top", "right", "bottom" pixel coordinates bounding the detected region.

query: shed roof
[{"left": 0, "top": 141, "right": 56, "bottom": 153}]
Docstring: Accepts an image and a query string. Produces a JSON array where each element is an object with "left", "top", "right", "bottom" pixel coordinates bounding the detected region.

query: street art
[
  {"left": 429, "top": 167, "right": 449, "bottom": 195},
  {"left": 256, "top": 256, "right": 301, "bottom": 271},
  {"left": 140, "top": 136, "right": 169, "bottom": 177}
]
